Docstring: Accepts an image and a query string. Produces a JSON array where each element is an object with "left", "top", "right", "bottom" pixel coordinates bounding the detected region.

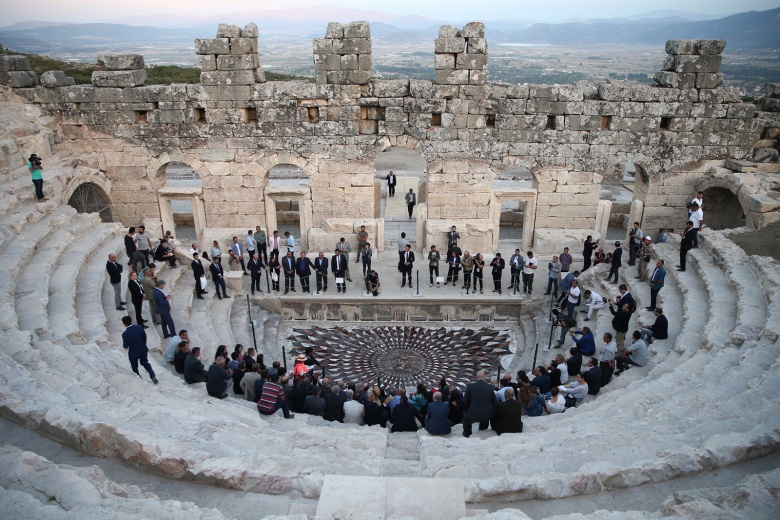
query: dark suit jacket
[
  {"left": 425, "top": 401, "right": 451, "bottom": 435},
  {"left": 364, "top": 401, "right": 387, "bottom": 426},
  {"left": 184, "top": 355, "right": 207, "bottom": 383},
  {"left": 191, "top": 259, "right": 205, "bottom": 279},
  {"left": 650, "top": 315, "right": 669, "bottom": 339},
  {"left": 463, "top": 380, "right": 497, "bottom": 423},
  {"left": 331, "top": 254, "right": 346, "bottom": 276},
  {"left": 324, "top": 393, "right": 346, "bottom": 422},
  {"left": 247, "top": 258, "right": 262, "bottom": 276},
  {"left": 314, "top": 257, "right": 329, "bottom": 275},
  {"left": 106, "top": 261, "right": 123, "bottom": 284},
  {"left": 127, "top": 279, "right": 144, "bottom": 302},
  {"left": 391, "top": 403, "right": 419, "bottom": 432},
  {"left": 401, "top": 250, "right": 415, "bottom": 268},
  {"left": 491, "top": 258, "right": 505, "bottom": 275},
  {"left": 153, "top": 287, "right": 170, "bottom": 314},
  {"left": 210, "top": 261, "right": 226, "bottom": 280},
  {"left": 492, "top": 398, "right": 523, "bottom": 435},
  {"left": 297, "top": 257, "right": 315, "bottom": 277},
  {"left": 611, "top": 247, "right": 623, "bottom": 267},
  {"left": 206, "top": 363, "right": 231, "bottom": 397},
  {"left": 584, "top": 366, "right": 602, "bottom": 395},
  {"left": 386, "top": 174, "right": 396, "bottom": 186},
  {"left": 610, "top": 305, "right": 632, "bottom": 333},
  {"left": 681, "top": 228, "right": 695, "bottom": 250},
  {"left": 122, "top": 325, "right": 148, "bottom": 356},
  {"left": 617, "top": 293, "right": 636, "bottom": 313},
  {"left": 282, "top": 255, "right": 296, "bottom": 274}
]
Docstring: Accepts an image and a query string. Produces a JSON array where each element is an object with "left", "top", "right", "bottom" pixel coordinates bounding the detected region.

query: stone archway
[
  {"left": 67, "top": 182, "right": 114, "bottom": 222},
  {"left": 700, "top": 186, "right": 747, "bottom": 230}
]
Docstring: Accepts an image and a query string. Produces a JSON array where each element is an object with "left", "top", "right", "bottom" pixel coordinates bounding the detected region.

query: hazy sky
[{"left": 3, "top": 0, "right": 778, "bottom": 25}]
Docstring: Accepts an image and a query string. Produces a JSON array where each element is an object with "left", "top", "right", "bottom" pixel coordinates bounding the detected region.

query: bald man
[
  {"left": 106, "top": 253, "right": 126, "bottom": 310},
  {"left": 462, "top": 370, "right": 498, "bottom": 438}
]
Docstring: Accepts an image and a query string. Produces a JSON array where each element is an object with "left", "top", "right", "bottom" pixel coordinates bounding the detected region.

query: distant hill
[{"left": 633, "top": 8, "right": 780, "bottom": 48}]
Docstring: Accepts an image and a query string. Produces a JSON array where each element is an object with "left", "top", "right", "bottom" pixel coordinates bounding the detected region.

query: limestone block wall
[
  {"left": 435, "top": 22, "right": 488, "bottom": 86},
  {"left": 314, "top": 21, "right": 371, "bottom": 85},
  {"left": 3, "top": 24, "right": 774, "bottom": 242}
]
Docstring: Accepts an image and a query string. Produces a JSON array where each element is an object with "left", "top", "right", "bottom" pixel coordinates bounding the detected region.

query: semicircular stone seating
[{"left": 1, "top": 95, "right": 779, "bottom": 519}]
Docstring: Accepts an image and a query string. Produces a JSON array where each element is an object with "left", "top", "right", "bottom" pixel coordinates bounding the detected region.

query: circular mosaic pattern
[{"left": 288, "top": 326, "right": 511, "bottom": 389}]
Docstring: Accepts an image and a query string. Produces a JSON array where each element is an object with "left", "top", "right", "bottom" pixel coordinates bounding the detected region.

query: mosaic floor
[{"left": 288, "top": 326, "right": 511, "bottom": 389}]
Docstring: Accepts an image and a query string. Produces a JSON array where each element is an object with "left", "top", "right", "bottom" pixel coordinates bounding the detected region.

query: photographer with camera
[{"left": 28, "top": 154, "right": 46, "bottom": 202}]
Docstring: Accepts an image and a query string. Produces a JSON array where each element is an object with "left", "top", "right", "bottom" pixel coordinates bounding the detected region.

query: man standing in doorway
[
  {"left": 106, "top": 253, "right": 126, "bottom": 311},
  {"left": 405, "top": 188, "right": 416, "bottom": 219},
  {"left": 386, "top": 170, "right": 396, "bottom": 197}
]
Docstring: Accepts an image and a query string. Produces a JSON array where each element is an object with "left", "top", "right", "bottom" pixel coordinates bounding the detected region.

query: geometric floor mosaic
[{"left": 288, "top": 325, "right": 511, "bottom": 389}]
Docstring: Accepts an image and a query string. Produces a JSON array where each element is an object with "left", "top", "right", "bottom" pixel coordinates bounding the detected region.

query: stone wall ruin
[{"left": 2, "top": 21, "right": 779, "bottom": 251}]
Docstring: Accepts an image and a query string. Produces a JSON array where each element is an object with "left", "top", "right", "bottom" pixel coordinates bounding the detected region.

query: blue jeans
[
  {"left": 566, "top": 300, "right": 577, "bottom": 318},
  {"left": 258, "top": 399, "right": 292, "bottom": 418},
  {"left": 546, "top": 277, "right": 558, "bottom": 296},
  {"left": 159, "top": 312, "right": 175, "bottom": 338}
]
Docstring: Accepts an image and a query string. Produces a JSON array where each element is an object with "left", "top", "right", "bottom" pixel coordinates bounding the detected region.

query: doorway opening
[
  {"left": 374, "top": 147, "right": 427, "bottom": 250},
  {"left": 702, "top": 187, "right": 746, "bottom": 230},
  {"left": 274, "top": 199, "right": 301, "bottom": 241}
]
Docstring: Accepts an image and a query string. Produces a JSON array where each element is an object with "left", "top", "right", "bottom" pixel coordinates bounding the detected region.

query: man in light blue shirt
[
  {"left": 231, "top": 236, "right": 246, "bottom": 274},
  {"left": 285, "top": 231, "right": 295, "bottom": 253},
  {"left": 647, "top": 259, "right": 666, "bottom": 311},
  {"left": 164, "top": 330, "right": 189, "bottom": 362}
]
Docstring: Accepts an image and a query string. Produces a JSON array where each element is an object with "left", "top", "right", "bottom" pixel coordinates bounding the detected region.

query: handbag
[
  {"left": 271, "top": 273, "right": 279, "bottom": 282},
  {"left": 199, "top": 276, "right": 208, "bottom": 288},
  {"left": 643, "top": 255, "right": 651, "bottom": 262}
]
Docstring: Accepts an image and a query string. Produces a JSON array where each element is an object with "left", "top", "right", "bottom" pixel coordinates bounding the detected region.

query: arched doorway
[
  {"left": 492, "top": 165, "right": 533, "bottom": 249},
  {"left": 67, "top": 183, "right": 113, "bottom": 222},
  {"left": 702, "top": 187, "right": 746, "bottom": 230},
  {"left": 374, "top": 147, "right": 427, "bottom": 250},
  {"left": 265, "top": 163, "right": 312, "bottom": 250}
]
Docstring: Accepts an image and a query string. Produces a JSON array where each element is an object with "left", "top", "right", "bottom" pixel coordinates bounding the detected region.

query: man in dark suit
[
  {"left": 331, "top": 249, "right": 347, "bottom": 293},
  {"left": 425, "top": 392, "right": 451, "bottom": 436},
  {"left": 296, "top": 251, "right": 315, "bottom": 293},
  {"left": 490, "top": 253, "right": 505, "bottom": 294},
  {"left": 584, "top": 357, "right": 602, "bottom": 395},
  {"left": 462, "top": 370, "right": 498, "bottom": 437},
  {"left": 126, "top": 271, "right": 147, "bottom": 327},
  {"left": 247, "top": 253, "right": 263, "bottom": 295},
  {"left": 614, "top": 284, "right": 636, "bottom": 314},
  {"left": 106, "top": 253, "right": 126, "bottom": 311},
  {"left": 401, "top": 244, "right": 415, "bottom": 288},
  {"left": 184, "top": 347, "right": 208, "bottom": 384},
  {"left": 678, "top": 221, "right": 695, "bottom": 271},
  {"left": 210, "top": 256, "right": 230, "bottom": 298},
  {"left": 191, "top": 252, "right": 207, "bottom": 299},
  {"left": 606, "top": 241, "right": 623, "bottom": 283},
  {"left": 153, "top": 279, "right": 175, "bottom": 339},
  {"left": 314, "top": 251, "right": 329, "bottom": 293},
  {"left": 491, "top": 387, "right": 523, "bottom": 435},
  {"left": 386, "top": 170, "right": 396, "bottom": 197},
  {"left": 391, "top": 395, "right": 420, "bottom": 432},
  {"left": 121, "top": 316, "right": 157, "bottom": 384},
  {"left": 282, "top": 250, "right": 296, "bottom": 294}
]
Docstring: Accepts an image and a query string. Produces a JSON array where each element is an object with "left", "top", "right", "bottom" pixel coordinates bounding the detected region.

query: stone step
[
  {"left": 48, "top": 223, "right": 121, "bottom": 342},
  {"left": 750, "top": 256, "right": 780, "bottom": 340},
  {"left": 0, "top": 206, "right": 76, "bottom": 331},
  {"left": 686, "top": 248, "right": 737, "bottom": 348},
  {"left": 229, "top": 297, "right": 256, "bottom": 352},
  {"left": 15, "top": 212, "right": 100, "bottom": 336}
]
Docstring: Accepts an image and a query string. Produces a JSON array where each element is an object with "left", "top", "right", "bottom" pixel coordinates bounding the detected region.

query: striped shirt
[{"left": 257, "top": 381, "right": 284, "bottom": 413}]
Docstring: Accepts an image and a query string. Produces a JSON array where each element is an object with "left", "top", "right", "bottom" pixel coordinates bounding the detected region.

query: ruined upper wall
[{"left": 2, "top": 23, "right": 769, "bottom": 175}]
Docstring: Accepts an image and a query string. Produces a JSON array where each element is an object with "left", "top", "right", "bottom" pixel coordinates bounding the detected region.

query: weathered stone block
[
  {"left": 216, "top": 54, "right": 258, "bottom": 70},
  {"left": 761, "top": 98, "right": 780, "bottom": 112},
  {"left": 200, "top": 70, "right": 256, "bottom": 86},
  {"left": 358, "top": 54, "right": 372, "bottom": 70},
  {"left": 435, "top": 38, "right": 466, "bottom": 54},
  {"left": 438, "top": 25, "right": 460, "bottom": 38},
  {"left": 468, "top": 37, "right": 488, "bottom": 54},
  {"left": 40, "top": 70, "right": 75, "bottom": 87},
  {"left": 242, "top": 22, "right": 259, "bottom": 38},
  {"left": 372, "top": 80, "right": 409, "bottom": 97},
  {"left": 195, "top": 38, "right": 230, "bottom": 55},
  {"left": 663, "top": 55, "right": 722, "bottom": 74},
  {"left": 462, "top": 22, "right": 485, "bottom": 38},
  {"left": 96, "top": 54, "right": 144, "bottom": 70},
  {"left": 695, "top": 73, "right": 723, "bottom": 89},
  {"left": 91, "top": 70, "right": 146, "bottom": 87},
  {"left": 229, "top": 37, "right": 258, "bottom": 55},
  {"left": 665, "top": 40, "right": 698, "bottom": 55},
  {"left": 654, "top": 71, "right": 695, "bottom": 89},
  {"left": 726, "top": 103, "right": 757, "bottom": 119},
  {"left": 345, "top": 21, "right": 370, "bottom": 38},
  {"left": 469, "top": 70, "right": 487, "bottom": 85},
  {"left": 435, "top": 54, "right": 455, "bottom": 70},
  {"left": 198, "top": 55, "right": 217, "bottom": 71},
  {"left": 313, "top": 38, "right": 334, "bottom": 54},
  {"left": 436, "top": 70, "right": 469, "bottom": 85},
  {"left": 0, "top": 55, "right": 30, "bottom": 72},
  {"left": 697, "top": 40, "right": 726, "bottom": 55},
  {"left": 335, "top": 38, "right": 371, "bottom": 55},
  {"left": 216, "top": 23, "right": 242, "bottom": 38},
  {"left": 0, "top": 70, "right": 36, "bottom": 87},
  {"left": 409, "top": 79, "right": 434, "bottom": 98},
  {"left": 456, "top": 54, "right": 488, "bottom": 70}
]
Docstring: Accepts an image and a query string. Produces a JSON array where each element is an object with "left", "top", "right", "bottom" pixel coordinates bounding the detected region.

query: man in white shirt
[
  {"left": 581, "top": 289, "right": 607, "bottom": 321},
  {"left": 269, "top": 230, "right": 281, "bottom": 260},
  {"left": 597, "top": 332, "right": 618, "bottom": 386},
  {"left": 688, "top": 191, "right": 703, "bottom": 217},
  {"left": 566, "top": 279, "right": 581, "bottom": 318},
  {"left": 521, "top": 250, "right": 538, "bottom": 295},
  {"left": 688, "top": 202, "right": 703, "bottom": 248}
]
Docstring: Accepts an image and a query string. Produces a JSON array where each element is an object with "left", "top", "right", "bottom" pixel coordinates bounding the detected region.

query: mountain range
[{"left": 1, "top": 7, "right": 778, "bottom": 55}]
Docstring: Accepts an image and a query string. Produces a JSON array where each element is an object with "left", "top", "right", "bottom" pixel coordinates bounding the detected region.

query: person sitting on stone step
[
  {"left": 615, "top": 330, "right": 649, "bottom": 376},
  {"left": 390, "top": 395, "right": 420, "bottom": 433},
  {"left": 257, "top": 372, "right": 294, "bottom": 419},
  {"left": 304, "top": 385, "right": 326, "bottom": 417},
  {"left": 206, "top": 356, "right": 233, "bottom": 399},
  {"left": 183, "top": 347, "right": 208, "bottom": 384},
  {"left": 640, "top": 308, "right": 669, "bottom": 345}
]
